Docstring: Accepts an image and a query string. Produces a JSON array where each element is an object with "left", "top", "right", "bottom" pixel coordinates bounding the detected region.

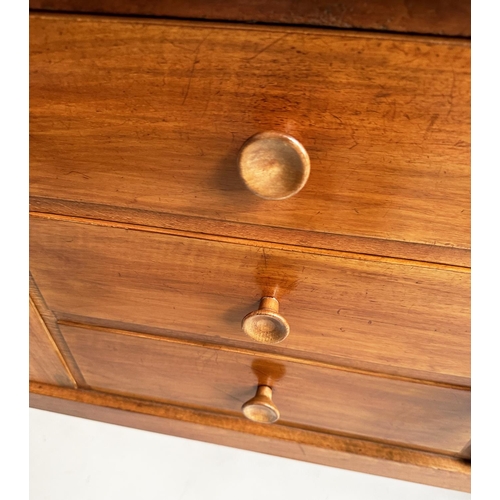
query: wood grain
[
  {"left": 30, "top": 216, "right": 470, "bottom": 385},
  {"left": 59, "top": 322, "right": 470, "bottom": 454},
  {"left": 30, "top": 273, "right": 88, "bottom": 387},
  {"left": 29, "top": 0, "right": 471, "bottom": 37},
  {"left": 29, "top": 382, "right": 471, "bottom": 492},
  {"left": 29, "top": 15, "right": 471, "bottom": 263},
  {"left": 58, "top": 318, "right": 468, "bottom": 391},
  {"left": 30, "top": 198, "right": 471, "bottom": 267},
  {"left": 29, "top": 297, "right": 77, "bottom": 387}
]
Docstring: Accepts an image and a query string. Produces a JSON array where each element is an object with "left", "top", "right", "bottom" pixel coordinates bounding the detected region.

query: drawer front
[
  {"left": 29, "top": 216, "right": 470, "bottom": 384},
  {"left": 30, "top": 15, "right": 470, "bottom": 259},
  {"left": 60, "top": 323, "right": 470, "bottom": 454}
]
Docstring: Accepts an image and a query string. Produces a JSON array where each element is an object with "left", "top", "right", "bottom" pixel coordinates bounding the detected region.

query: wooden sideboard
[{"left": 29, "top": 2, "right": 470, "bottom": 492}]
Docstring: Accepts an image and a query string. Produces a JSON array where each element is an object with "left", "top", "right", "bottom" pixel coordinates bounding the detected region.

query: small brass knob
[
  {"left": 242, "top": 385, "right": 280, "bottom": 424},
  {"left": 238, "top": 131, "right": 310, "bottom": 200},
  {"left": 241, "top": 297, "right": 290, "bottom": 344}
]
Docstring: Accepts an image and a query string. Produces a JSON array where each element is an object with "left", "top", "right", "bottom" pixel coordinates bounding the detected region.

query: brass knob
[
  {"left": 241, "top": 297, "right": 290, "bottom": 344},
  {"left": 242, "top": 385, "right": 280, "bottom": 424},
  {"left": 237, "top": 131, "right": 310, "bottom": 200}
]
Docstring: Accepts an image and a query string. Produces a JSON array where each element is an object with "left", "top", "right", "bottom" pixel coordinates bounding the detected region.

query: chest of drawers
[{"left": 29, "top": 3, "right": 470, "bottom": 492}]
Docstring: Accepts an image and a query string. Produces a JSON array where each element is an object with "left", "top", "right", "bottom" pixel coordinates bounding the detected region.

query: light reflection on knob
[
  {"left": 238, "top": 131, "right": 310, "bottom": 200},
  {"left": 242, "top": 385, "right": 280, "bottom": 424},
  {"left": 241, "top": 297, "right": 290, "bottom": 344}
]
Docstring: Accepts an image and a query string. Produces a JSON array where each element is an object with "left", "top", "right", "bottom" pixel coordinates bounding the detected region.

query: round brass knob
[
  {"left": 242, "top": 385, "right": 280, "bottom": 424},
  {"left": 237, "top": 131, "right": 310, "bottom": 200},
  {"left": 241, "top": 297, "right": 290, "bottom": 344}
]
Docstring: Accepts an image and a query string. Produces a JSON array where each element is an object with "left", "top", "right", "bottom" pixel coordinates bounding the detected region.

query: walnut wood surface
[
  {"left": 30, "top": 274, "right": 88, "bottom": 387},
  {"left": 30, "top": 15, "right": 471, "bottom": 264},
  {"left": 29, "top": 298, "right": 76, "bottom": 387},
  {"left": 29, "top": 0, "right": 471, "bottom": 37},
  {"left": 59, "top": 323, "right": 470, "bottom": 454},
  {"left": 30, "top": 198, "right": 470, "bottom": 267},
  {"left": 29, "top": 383, "right": 471, "bottom": 492},
  {"left": 30, "top": 216, "right": 470, "bottom": 385}
]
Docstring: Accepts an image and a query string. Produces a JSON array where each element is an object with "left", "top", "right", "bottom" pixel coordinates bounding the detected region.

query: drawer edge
[
  {"left": 30, "top": 382, "right": 471, "bottom": 492},
  {"left": 29, "top": 201, "right": 471, "bottom": 269},
  {"left": 28, "top": 8, "right": 471, "bottom": 38}
]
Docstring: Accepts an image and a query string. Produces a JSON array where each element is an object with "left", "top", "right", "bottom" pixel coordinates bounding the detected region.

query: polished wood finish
[
  {"left": 30, "top": 15, "right": 471, "bottom": 264},
  {"left": 29, "top": 298, "right": 76, "bottom": 387},
  {"left": 30, "top": 197, "right": 470, "bottom": 268},
  {"left": 30, "top": 274, "right": 88, "bottom": 387},
  {"left": 29, "top": 10, "right": 471, "bottom": 490},
  {"left": 29, "top": 0, "right": 471, "bottom": 37},
  {"left": 30, "top": 215, "right": 470, "bottom": 385},
  {"left": 241, "top": 297, "right": 290, "bottom": 344},
  {"left": 29, "top": 383, "right": 471, "bottom": 492},
  {"left": 58, "top": 322, "right": 470, "bottom": 454},
  {"left": 238, "top": 132, "right": 310, "bottom": 200}
]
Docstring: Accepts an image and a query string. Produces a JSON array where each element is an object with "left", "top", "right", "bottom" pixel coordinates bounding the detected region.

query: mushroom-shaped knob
[
  {"left": 241, "top": 297, "right": 290, "bottom": 344},
  {"left": 238, "top": 131, "right": 310, "bottom": 200},
  {"left": 242, "top": 385, "right": 280, "bottom": 424}
]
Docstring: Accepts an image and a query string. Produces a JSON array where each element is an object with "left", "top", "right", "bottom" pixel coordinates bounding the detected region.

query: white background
[{"left": 30, "top": 408, "right": 470, "bottom": 500}]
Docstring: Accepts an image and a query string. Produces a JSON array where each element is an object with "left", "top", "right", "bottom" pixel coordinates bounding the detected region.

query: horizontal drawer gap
[
  {"left": 29, "top": 12, "right": 472, "bottom": 44},
  {"left": 81, "top": 382, "right": 468, "bottom": 459},
  {"left": 29, "top": 197, "right": 471, "bottom": 268},
  {"left": 29, "top": 210, "right": 470, "bottom": 273},
  {"left": 30, "top": 381, "right": 472, "bottom": 468},
  {"left": 30, "top": 9, "right": 471, "bottom": 41},
  {"left": 57, "top": 318, "right": 470, "bottom": 391}
]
